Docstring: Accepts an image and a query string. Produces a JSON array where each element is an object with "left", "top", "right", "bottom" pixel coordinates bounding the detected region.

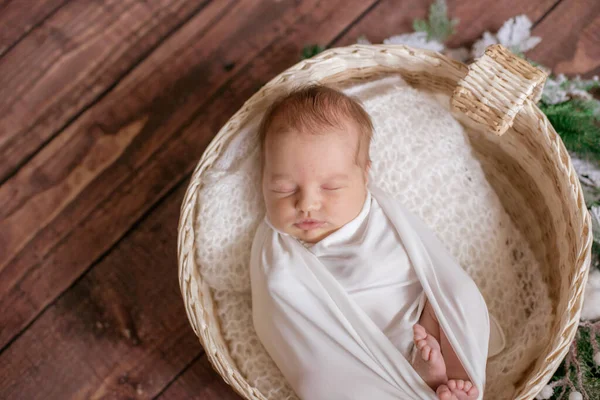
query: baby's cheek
[
  {"left": 271, "top": 197, "right": 295, "bottom": 221},
  {"left": 264, "top": 198, "right": 282, "bottom": 220},
  {"left": 327, "top": 195, "right": 350, "bottom": 210},
  {"left": 331, "top": 196, "right": 361, "bottom": 221},
  {"left": 323, "top": 199, "right": 346, "bottom": 221}
]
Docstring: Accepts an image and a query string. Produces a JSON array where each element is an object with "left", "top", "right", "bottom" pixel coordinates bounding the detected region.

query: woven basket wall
[{"left": 177, "top": 44, "right": 593, "bottom": 400}]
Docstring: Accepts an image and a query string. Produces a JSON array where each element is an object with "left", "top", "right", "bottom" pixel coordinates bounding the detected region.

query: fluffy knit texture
[{"left": 193, "top": 75, "right": 555, "bottom": 399}]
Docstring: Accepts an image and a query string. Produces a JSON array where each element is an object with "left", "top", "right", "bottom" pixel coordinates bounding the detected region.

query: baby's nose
[{"left": 296, "top": 191, "right": 320, "bottom": 212}]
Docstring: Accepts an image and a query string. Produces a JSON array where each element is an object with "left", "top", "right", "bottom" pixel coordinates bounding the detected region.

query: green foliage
[
  {"left": 592, "top": 242, "right": 600, "bottom": 271},
  {"left": 560, "top": 77, "right": 600, "bottom": 92},
  {"left": 539, "top": 99, "right": 600, "bottom": 161},
  {"left": 548, "top": 325, "right": 600, "bottom": 399},
  {"left": 413, "top": 0, "right": 459, "bottom": 43},
  {"left": 301, "top": 44, "right": 326, "bottom": 60}
]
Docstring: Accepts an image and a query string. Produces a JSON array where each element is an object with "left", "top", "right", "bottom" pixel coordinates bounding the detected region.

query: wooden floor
[{"left": 0, "top": 0, "right": 598, "bottom": 399}]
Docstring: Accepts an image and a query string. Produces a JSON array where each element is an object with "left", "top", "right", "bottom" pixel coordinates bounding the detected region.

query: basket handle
[{"left": 451, "top": 44, "right": 548, "bottom": 136}]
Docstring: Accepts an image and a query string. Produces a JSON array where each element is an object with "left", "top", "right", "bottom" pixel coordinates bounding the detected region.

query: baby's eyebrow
[
  {"left": 326, "top": 174, "right": 349, "bottom": 180},
  {"left": 269, "top": 174, "right": 293, "bottom": 182},
  {"left": 269, "top": 173, "right": 349, "bottom": 182}
]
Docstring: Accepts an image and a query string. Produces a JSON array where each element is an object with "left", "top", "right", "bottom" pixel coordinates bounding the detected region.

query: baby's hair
[{"left": 258, "top": 84, "right": 374, "bottom": 170}]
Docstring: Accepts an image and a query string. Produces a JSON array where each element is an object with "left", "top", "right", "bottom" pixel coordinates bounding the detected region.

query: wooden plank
[
  {"left": 0, "top": 184, "right": 205, "bottom": 400},
  {"left": 528, "top": 0, "right": 600, "bottom": 77},
  {"left": 0, "top": 0, "right": 379, "bottom": 398},
  {"left": 0, "top": 0, "right": 211, "bottom": 183},
  {"left": 445, "top": 0, "right": 560, "bottom": 48},
  {"left": 0, "top": 0, "right": 233, "bottom": 350},
  {"left": 334, "top": 0, "right": 559, "bottom": 48},
  {"left": 156, "top": 356, "right": 241, "bottom": 400},
  {"left": 0, "top": 0, "right": 67, "bottom": 56}
]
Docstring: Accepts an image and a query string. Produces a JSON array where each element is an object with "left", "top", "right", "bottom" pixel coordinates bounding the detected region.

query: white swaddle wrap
[
  {"left": 250, "top": 184, "right": 492, "bottom": 399},
  {"left": 298, "top": 189, "right": 428, "bottom": 363}
]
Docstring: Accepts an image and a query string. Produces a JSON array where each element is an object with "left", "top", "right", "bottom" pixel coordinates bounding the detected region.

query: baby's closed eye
[
  {"left": 271, "top": 187, "right": 296, "bottom": 194},
  {"left": 321, "top": 180, "right": 348, "bottom": 191}
]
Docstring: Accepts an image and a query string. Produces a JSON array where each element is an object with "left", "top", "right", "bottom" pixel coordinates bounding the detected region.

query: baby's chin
[{"left": 290, "top": 224, "right": 337, "bottom": 244}]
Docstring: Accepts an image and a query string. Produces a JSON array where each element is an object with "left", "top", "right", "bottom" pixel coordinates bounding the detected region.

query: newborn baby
[{"left": 250, "top": 84, "right": 490, "bottom": 400}]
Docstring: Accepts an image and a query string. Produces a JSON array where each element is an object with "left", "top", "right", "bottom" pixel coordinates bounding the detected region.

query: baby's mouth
[{"left": 294, "top": 219, "right": 325, "bottom": 231}]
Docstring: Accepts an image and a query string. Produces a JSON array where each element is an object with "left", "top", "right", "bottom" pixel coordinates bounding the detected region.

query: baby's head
[{"left": 258, "top": 84, "right": 373, "bottom": 244}]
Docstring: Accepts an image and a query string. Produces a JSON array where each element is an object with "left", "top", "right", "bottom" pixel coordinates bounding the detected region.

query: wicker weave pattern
[
  {"left": 177, "top": 44, "right": 592, "bottom": 400},
  {"left": 452, "top": 44, "right": 548, "bottom": 137}
]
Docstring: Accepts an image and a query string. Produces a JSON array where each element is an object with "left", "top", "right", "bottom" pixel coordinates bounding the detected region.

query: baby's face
[{"left": 262, "top": 123, "right": 369, "bottom": 244}]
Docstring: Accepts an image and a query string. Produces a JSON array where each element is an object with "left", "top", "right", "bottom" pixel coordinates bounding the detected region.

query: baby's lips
[
  {"left": 296, "top": 218, "right": 322, "bottom": 224},
  {"left": 294, "top": 220, "right": 325, "bottom": 230}
]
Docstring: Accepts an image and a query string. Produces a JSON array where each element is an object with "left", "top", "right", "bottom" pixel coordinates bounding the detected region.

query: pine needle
[
  {"left": 540, "top": 99, "right": 600, "bottom": 161},
  {"left": 413, "top": 0, "right": 459, "bottom": 43},
  {"left": 300, "top": 44, "right": 326, "bottom": 60}
]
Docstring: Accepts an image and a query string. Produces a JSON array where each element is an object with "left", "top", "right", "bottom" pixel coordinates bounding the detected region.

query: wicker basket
[{"left": 177, "top": 44, "right": 593, "bottom": 400}]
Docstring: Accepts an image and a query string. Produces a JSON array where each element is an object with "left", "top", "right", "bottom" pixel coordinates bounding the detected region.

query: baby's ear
[{"left": 364, "top": 160, "right": 371, "bottom": 184}]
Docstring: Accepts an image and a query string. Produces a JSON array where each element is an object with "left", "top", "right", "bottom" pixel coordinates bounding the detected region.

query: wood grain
[
  {"left": 334, "top": 0, "right": 559, "bottom": 48},
  {"left": 0, "top": 0, "right": 378, "bottom": 397},
  {"left": 0, "top": 0, "right": 210, "bottom": 183},
  {"left": 528, "top": 0, "right": 600, "bottom": 77},
  {"left": 156, "top": 356, "right": 242, "bottom": 400},
  {"left": 0, "top": 184, "right": 202, "bottom": 400},
  {"left": 0, "top": 0, "right": 68, "bottom": 56},
  {"left": 0, "top": 0, "right": 233, "bottom": 350},
  {"left": 444, "top": 0, "right": 559, "bottom": 48}
]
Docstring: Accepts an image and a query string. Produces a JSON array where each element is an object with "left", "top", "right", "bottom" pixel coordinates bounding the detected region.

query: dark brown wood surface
[
  {"left": 528, "top": 0, "right": 600, "bottom": 77},
  {"left": 0, "top": 0, "right": 215, "bottom": 183},
  {"left": 0, "top": 0, "right": 598, "bottom": 399},
  {"left": 0, "top": 0, "right": 68, "bottom": 56}
]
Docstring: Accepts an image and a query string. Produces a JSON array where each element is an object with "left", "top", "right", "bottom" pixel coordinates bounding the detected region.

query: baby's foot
[
  {"left": 412, "top": 323, "right": 447, "bottom": 389},
  {"left": 436, "top": 379, "right": 479, "bottom": 400}
]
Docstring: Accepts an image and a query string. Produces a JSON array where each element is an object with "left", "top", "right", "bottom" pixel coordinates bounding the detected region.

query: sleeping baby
[{"left": 250, "top": 84, "right": 491, "bottom": 400}]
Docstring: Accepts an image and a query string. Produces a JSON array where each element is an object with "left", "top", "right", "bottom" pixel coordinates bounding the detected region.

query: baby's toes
[
  {"left": 463, "top": 381, "right": 472, "bottom": 392},
  {"left": 447, "top": 379, "right": 466, "bottom": 391},
  {"left": 413, "top": 323, "right": 427, "bottom": 340},
  {"left": 436, "top": 384, "right": 457, "bottom": 400},
  {"left": 447, "top": 379, "right": 479, "bottom": 400},
  {"left": 416, "top": 338, "right": 427, "bottom": 350},
  {"left": 448, "top": 379, "right": 466, "bottom": 389},
  {"left": 466, "top": 383, "right": 479, "bottom": 399},
  {"left": 416, "top": 340, "right": 431, "bottom": 360}
]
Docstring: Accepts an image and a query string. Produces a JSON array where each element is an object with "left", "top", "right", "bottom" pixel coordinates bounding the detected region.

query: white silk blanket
[{"left": 250, "top": 184, "right": 503, "bottom": 399}]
